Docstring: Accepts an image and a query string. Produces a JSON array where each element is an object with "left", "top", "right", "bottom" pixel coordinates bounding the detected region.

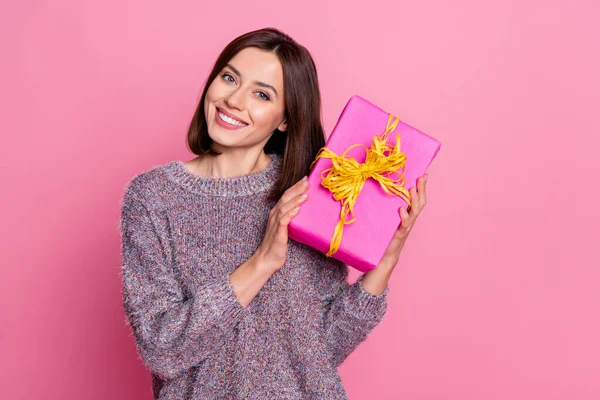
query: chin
[
  {"left": 207, "top": 134, "right": 236, "bottom": 150},
  {"left": 208, "top": 129, "right": 251, "bottom": 150}
]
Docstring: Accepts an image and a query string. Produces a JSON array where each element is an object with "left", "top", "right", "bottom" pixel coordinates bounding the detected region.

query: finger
[
  {"left": 399, "top": 206, "right": 411, "bottom": 227},
  {"left": 272, "top": 204, "right": 302, "bottom": 245},
  {"left": 396, "top": 208, "right": 413, "bottom": 237},
  {"left": 417, "top": 175, "right": 427, "bottom": 208},
  {"left": 278, "top": 192, "right": 308, "bottom": 218},
  {"left": 408, "top": 187, "right": 420, "bottom": 213},
  {"left": 279, "top": 205, "right": 301, "bottom": 229},
  {"left": 269, "top": 176, "right": 308, "bottom": 219},
  {"left": 409, "top": 176, "right": 427, "bottom": 216},
  {"left": 279, "top": 176, "right": 309, "bottom": 204}
]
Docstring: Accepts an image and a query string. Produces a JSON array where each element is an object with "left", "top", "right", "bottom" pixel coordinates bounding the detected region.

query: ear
[{"left": 277, "top": 119, "right": 288, "bottom": 132}]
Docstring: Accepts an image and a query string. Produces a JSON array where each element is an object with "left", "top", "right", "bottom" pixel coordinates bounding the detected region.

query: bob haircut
[{"left": 186, "top": 27, "right": 326, "bottom": 201}]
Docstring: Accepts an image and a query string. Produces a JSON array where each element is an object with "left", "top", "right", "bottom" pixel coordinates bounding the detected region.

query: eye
[
  {"left": 256, "top": 92, "right": 270, "bottom": 101},
  {"left": 222, "top": 73, "right": 235, "bottom": 84}
]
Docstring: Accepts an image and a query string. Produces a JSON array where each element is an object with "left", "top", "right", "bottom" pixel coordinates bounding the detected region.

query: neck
[{"left": 190, "top": 148, "right": 272, "bottom": 179}]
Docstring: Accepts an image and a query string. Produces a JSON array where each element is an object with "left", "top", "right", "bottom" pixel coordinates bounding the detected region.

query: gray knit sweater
[{"left": 119, "top": 154, "right": 389, "bottom": 399}]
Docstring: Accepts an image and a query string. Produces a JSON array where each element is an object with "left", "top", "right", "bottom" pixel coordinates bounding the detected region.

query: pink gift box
[{"left": 288, "top": 95, "right": 442, "bottom": 272}]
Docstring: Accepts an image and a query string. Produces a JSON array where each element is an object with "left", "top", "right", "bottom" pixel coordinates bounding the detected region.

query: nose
[{"left": 224, "top": 87, "right": 246, "bottom": 111}]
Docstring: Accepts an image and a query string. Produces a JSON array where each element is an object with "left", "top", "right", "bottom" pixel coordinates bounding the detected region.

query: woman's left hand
[{"left": 378, "top": 173, "right": 428, "bottom": 269}]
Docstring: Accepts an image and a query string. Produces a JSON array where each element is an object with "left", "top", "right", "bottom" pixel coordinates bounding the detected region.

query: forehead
[{"left": 227, "top": 47, "right": 283, "bottom": 90}]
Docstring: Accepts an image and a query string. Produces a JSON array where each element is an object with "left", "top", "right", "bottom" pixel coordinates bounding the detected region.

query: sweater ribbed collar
[{"left": 164, "top": 154, "right": 283, "bottom": 197}]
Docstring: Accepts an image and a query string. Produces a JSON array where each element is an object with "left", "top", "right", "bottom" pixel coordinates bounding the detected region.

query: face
[{"left": 203, "top": 47, "right": 287, "bottom": 152}]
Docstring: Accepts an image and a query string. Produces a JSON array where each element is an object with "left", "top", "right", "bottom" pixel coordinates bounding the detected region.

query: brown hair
[{"left": 186, "top": 27, "right": 325, "bottom": 201}]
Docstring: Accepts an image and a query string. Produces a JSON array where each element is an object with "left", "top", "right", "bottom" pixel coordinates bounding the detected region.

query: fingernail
[
  {"left": 300, "top": 193, "right": 308, "bottom": 200},
  {"left": 424, "top": 174, "right": 428, "bottom": 181}
]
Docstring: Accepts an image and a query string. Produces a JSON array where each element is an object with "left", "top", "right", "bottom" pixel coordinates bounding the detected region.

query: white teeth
[{"left": 218, "top": 111, "right": 247, "bottom": 127}]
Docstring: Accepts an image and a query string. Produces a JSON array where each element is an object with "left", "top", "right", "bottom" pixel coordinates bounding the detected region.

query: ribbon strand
[{"left": 311, "top": 114, "right": 412, "bottom": 257}]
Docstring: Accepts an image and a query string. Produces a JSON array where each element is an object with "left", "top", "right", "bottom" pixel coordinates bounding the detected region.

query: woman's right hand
[{"left": 254, "top": 176, "right": 310, "bottom": 271}]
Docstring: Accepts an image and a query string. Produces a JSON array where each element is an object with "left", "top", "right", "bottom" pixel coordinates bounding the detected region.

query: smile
[{"left": 217, "top": 108, "right": 248, "bottom": 127}]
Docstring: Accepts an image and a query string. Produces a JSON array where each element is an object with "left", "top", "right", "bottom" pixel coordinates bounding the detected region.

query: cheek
[
  {"left": 203, "top": 98, "right": 211, "bottom": 121},
  {"left": 204, "top": 82, "right": 221, "bottom": 117},
  {"left": 205, "top": 82, "right": 219, "bottom": 102},
  {"left": 206, "top": 76, "right": 230, "bottom": 103},
  {"left": 251, "top": 106, "right": 284, "bottom": 129}
]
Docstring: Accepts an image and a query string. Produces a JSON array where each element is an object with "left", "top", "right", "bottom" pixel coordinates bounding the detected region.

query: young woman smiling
[{"left": 120, "top": 27, "right": 428, "bottom": 399}]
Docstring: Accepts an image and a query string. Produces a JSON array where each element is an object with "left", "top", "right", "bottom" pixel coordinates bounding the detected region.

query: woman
[{"left": 120, "top": 27, "right": 428, "bottom": 399}]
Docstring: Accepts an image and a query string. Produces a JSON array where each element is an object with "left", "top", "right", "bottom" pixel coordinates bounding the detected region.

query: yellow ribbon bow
[{"left": 311, "top": 114, "right": 412, "bottom": 257}]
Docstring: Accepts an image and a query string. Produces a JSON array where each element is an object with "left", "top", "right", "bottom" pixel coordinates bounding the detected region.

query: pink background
[{"left": 2, "top": 1, "right": 599, "bottom": 399}]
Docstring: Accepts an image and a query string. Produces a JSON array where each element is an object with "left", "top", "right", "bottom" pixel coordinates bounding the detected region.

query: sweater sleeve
[
  {"left": 119, "top": 184, "right": 247, "bottom": 380},
  {"left": 322, "top": 266, "right": 389, "bottom": 368}
]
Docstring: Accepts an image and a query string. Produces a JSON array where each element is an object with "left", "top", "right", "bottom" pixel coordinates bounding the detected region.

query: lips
[{"left": 216, "top": 107, "right": 248, "bottom": 126}]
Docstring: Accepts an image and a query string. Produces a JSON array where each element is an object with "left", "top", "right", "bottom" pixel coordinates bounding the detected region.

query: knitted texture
[{"left": 119, "top": 154, "right": 389, "bottom": 399}]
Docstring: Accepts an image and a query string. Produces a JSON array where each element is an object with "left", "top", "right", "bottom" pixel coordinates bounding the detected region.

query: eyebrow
[{"left": 225, "top": 64, "right": 279, "bottom": 98}]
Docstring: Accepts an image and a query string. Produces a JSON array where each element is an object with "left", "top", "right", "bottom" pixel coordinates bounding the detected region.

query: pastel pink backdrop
[{"left": 2, "top": 1, "right": 599, "bottom": 399}]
